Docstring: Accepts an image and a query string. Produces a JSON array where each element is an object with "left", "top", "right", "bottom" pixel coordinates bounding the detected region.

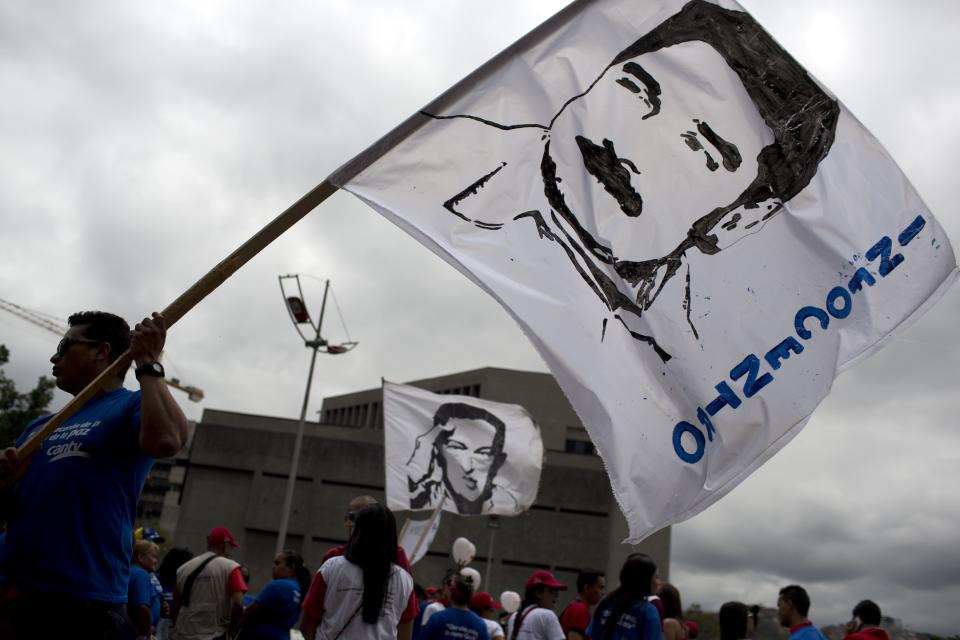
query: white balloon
[
  {"left": 451, "top": 537, "right": 476, "bottom": 565},
  {"left": 460, "top": 567, "right": 482, "bottom": 590},
  {"left": 500, "top": 590, "right": 521, "bottom": 614}
]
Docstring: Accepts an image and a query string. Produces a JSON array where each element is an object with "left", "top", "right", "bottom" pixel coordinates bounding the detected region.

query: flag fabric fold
[
  {"left": 338, "top": 0, "right": 958, "bottom": 541},
  {"left": 398, "top": 511, "right": 443, "bottom": 565}
]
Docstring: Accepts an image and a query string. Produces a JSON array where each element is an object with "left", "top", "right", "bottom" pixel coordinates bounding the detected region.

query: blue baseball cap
[{"left": 134, "top": 527, "right": 165, "bottom": 544}]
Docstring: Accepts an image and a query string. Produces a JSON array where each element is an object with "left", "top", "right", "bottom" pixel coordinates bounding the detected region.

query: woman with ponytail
[
  {"left": 300, "top": 503, "right": 417, "bottom": 639},
  {"left": 238, "top": 550, "right": 310, "bottom": 640},
  {"left": 586, "top": 554, "right": 663, "bottom": 640}
]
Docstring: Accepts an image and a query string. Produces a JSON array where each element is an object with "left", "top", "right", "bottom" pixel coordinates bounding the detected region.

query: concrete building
[
  {"left": 172, "top": 367, "right": 670, "bottom": 597},
  {"left": 136, "top": 421, "right": 196, "bottom": 537}
]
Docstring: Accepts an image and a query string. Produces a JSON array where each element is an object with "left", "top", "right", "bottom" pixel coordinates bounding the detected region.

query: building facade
[{"left": 172, "top": 368, "right": 670, "bottom": 596}]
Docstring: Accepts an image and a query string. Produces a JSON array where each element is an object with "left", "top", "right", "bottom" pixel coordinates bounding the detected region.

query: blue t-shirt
[
  {"left": 237, "top": 578, "right": 302, "bottom": 640},
  {"left": 421, "top": 607, "right": 490, "bottom": 640},
  {"left": 587, "top": 598, "right": 662, "bottom": 640},
  {"left": 790, "top": 623, "right": 828, "bottom": 640},
  {"left": 5, "top": 388, "right": 152, "bottom": 602},
  {"left": 128, "top": 565, "right": 162, "bottom": 623},
  {"left": 149, "top": 572, "right": 164, "bottom": 616}
]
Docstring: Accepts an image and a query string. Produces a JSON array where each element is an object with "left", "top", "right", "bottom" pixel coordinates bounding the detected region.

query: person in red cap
[
  {"left": 470, "top": 591, "right": 505, "bottom": 640},
  {"left": 172, "top": 526, "right": 248, "bottom": 640},
  {"left": 506, "top": 570, "right": 567, "bottom": 640}
]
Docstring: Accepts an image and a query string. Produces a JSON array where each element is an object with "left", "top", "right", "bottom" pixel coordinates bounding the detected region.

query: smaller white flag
[
  {"left": 383, "top": 381, "right": 544, "bottom": 516},
  {"left": 398, "top": 511, "right": 442, "bottom": 566}
]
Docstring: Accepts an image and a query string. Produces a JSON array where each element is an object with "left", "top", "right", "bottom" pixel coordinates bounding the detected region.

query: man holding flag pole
[{"left": 0, "top": 310, "right": 188, "bottom": 638}]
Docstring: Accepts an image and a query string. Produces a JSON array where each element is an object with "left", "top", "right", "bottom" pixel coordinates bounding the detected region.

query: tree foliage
[{"left": 0, "top": 344, "right": 55, "bottom": 447}]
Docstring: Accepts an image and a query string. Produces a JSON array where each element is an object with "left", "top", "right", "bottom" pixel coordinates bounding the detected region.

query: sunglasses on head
[
  {"left": 56, "top": 337, "right": 102, "bottom": 358},
  {"left": 345, "top": 511, "right": 358, "bottom": 523}
]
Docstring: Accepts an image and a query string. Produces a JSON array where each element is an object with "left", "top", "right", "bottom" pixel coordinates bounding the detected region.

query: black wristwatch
[{"left": 134, "top": 361, "right": 165, "bottom": 381}]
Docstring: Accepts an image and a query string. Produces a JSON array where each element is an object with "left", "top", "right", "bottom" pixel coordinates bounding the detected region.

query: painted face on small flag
[
  {"left": 437, "top": 417, "right": 500, "bottom": 502},
  {"left": 551, "top": 41, "right": 773, "bottom": 262}
]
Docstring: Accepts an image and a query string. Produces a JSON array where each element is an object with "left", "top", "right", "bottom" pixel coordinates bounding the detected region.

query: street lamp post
[{"left": 275, "top": 275, "right": 356, "bottom": 554}]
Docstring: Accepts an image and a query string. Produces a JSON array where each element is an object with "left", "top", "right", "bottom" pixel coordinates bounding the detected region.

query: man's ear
[{"left": 95, "top": 341, "right": 113, "bottom": 363}]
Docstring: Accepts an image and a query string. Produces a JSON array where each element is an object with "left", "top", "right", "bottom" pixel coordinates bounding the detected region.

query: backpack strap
[
  {"left": 180, "top": 554, "right": 220, "bottom": 608},
  {"left": 511, "top": 605, "right": 539, "bottom": 640}
]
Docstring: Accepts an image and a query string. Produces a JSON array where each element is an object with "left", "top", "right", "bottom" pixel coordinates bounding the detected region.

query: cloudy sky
[{"left": 1, "top": 0, "right": 958, "bottom": 633}]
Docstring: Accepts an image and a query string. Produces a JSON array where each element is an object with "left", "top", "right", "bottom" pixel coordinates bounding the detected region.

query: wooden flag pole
[{"left": 13, "top": 180, "right": 338, "bottom": 464}]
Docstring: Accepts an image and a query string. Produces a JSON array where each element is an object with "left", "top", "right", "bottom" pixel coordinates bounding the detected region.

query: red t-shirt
[
  {"left": 226, "top": 567, "right": 247, "bottom": 594},
  {"left": 560, "top": 598, "right": 592, "bottom": 637}
]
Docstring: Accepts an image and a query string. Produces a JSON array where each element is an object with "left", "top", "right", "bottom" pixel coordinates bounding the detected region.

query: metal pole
[
  {"left": 275, "top": 281, "right": 330, "bottom": 554},
  {"left": 485, "top": 515, "right": 499, "bottom": 590}
]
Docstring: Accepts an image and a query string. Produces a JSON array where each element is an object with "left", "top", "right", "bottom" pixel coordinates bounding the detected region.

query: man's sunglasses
[
  {"left": 345, "top": 511, "right": 359, "bottom": 523},
  {"left": 56, "top": 337, "right": 102, "bottom": 358}
]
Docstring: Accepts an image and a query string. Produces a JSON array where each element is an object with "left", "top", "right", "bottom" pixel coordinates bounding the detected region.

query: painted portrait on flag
[
  {"left": 382, "top": 382, "right": 543, "bottom": 517},
  {"left": 407, "top": 402, "right": 510, "bottom": 514},
  {"left": 338, "top": 0, "right": 957, "bottom": 541},
  {"left": 428, "top": 0, "right": 838, "bottom": 361}
]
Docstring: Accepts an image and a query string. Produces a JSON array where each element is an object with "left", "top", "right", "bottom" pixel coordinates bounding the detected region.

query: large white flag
[
  {"left": 335, "top": 0, "right": 958, "bottom": 541},
  {"left": 383, "top": 381, "right": 543, "bottom": 516}
]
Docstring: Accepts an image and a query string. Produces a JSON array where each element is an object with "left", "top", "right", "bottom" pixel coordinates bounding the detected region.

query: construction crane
[{"left": 0, "top": 297, "right": 204, "bottom": 402}]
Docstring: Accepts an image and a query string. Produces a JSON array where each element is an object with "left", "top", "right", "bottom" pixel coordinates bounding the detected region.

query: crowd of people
[
  {"left": 103, "top": 496, "right": 891, "bottom": 640},
  {"left": 0, "top": 311, "right": 897, "bottom": 640}
]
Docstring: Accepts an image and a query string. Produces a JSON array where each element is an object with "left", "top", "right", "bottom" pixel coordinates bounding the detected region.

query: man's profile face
[
  {"left": 551, "top": 41, "right": 772, "bottom": 262},
  {"left": 438, "top": 418, "right": 499, "bottom": 503},
  {"left": 583, "top": 576, "right": 606, "bottom": 605},
  {"left": 49, "top": 324, "right": 104, "bottom": 394},
  {"left": 776, "top": 595, "right": 794, "bottom": 627}
]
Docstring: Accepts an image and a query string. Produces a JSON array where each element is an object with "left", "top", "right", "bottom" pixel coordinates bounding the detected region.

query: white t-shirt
[
  {"left": 421, "top": 601, "right": 445, "bottom": 626},
  {"left": 506, "top": 606, "right": 565, "bottom": 640},
  {"left": 316, "top": 555, "right": 414, "bottom": 640},
  {"left": 485, "top": 617, "right": 505, "bottom": 639}
]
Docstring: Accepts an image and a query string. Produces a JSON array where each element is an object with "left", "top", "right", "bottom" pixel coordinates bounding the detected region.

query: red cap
[
  {"left": 526, "top": 570, "right": 567, "bottom": 590},
  {"left": 470, "top": 592, "right": 503, "bottom": 610},
  {"left": 208, "top": 526, "right": 239, "bottom": 547},
  {"left": 426, "top": 586, "right": 440, "bottom": 597}
]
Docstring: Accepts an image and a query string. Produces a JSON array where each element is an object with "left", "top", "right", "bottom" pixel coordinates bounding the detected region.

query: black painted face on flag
[
  {"left": 408, "top": 402, "right": 508, "bottom": 515},
  {"left": 551, "top": 40, "right": 771, "bottom": 263},
  {"left": 428, "top": 0, "right": 839, "bottom": 361}
]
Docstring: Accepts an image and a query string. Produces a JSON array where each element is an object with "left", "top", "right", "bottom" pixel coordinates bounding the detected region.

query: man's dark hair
[
  {"left": 779, "top": 585, "right": 810, "bottom": 617},
  {"left": 718, "top": 601, "right": 749, "bottom": 640},
  {"left": 576, "top": 569, "right": 604, "bottom": 593},
  {"left": 68, "top": 311, "right": 131, "bottom": 378},
  {"left": 853, "top": 600, "right": 881, "bottom": 626}
]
